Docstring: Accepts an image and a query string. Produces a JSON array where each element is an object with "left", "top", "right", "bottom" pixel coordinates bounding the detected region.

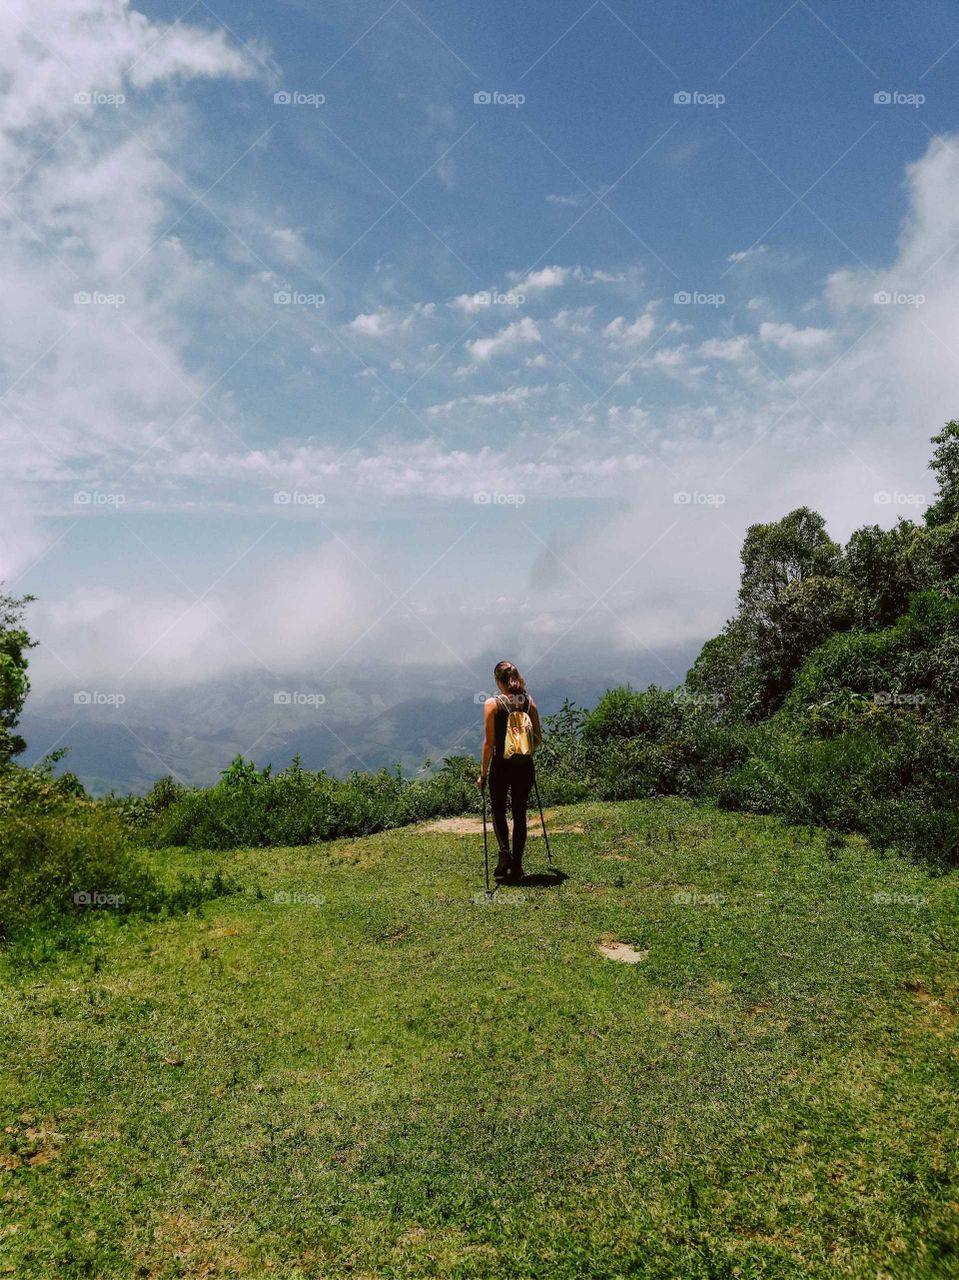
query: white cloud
[
  {"left": 552, "top": 306, "right": 595, "bottom": 333},
  {"left": 759, "top": 321, "right": 832, "bottom": 352},
  {"left": 0, "top": 0, "right": 265, "bottom": 506},
  {"left": 450, "top": 290, "right": 492, "bottom": 314},
  {"left": 511, "top": 265, "right": 570, "bottom": 291},
  {"left": 646, "top": 344, "right": 689, "bottom": 369},
  {"left": 347, "top": 311, "right": 393, "bottom": 337},
  {"left": 465, "top": 316, "right": 541, "bottom": 363},
  {"left": 727, "top": 244, "right": 768, "bottom": 264},
  {"left": 579, "top": 268, "right": 627, "bottom": 285},
  {"left": 698, "top": 335, "right": 751, "bottom": 361},
  {"left": 425, "top": 385, "right": 548, "bottom": 416},
  {"left": 604, "top": 307, "right": 656, "bottom": 345}
]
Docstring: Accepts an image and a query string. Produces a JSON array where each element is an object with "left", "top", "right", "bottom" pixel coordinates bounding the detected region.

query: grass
[{"left": 1, "top": 798, "right": 958, "bottom": 1278}]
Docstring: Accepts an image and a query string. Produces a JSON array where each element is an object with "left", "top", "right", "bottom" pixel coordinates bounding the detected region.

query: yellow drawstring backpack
[{"left": 497, "top": 693, "right": 534, "bottom": 758}]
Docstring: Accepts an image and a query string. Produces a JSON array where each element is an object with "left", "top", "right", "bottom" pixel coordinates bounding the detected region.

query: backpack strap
[{"left": 497, "top": 692, "right": 527, "bottom": 714}]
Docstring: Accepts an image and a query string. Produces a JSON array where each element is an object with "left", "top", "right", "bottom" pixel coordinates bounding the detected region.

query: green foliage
[
  {"left": 583, "top": 684, "right": 682, "bottom": 744},
  {"left": 0, "top": 750, "right": 89, "bottom": 816},
  {"left": 0, "top": 806, "right": 154, "bottom": 942},
  {"left": 0, "top": 589, "right": 36, "bottom": 765},
  {"left": 734, "top": 508, "right": 855, "bottom": 715},
  {"left": 717, "top": 719, "right": 959, "bottom": 864},
  {"left": 147, "top": 752, "right": 480, "bottom": 850},
  {"left": 0, "top": 757, "right": 235, "bottom": 945},
  {"left": 582, "top": 421, "right": 959, "bottom": 862},
  {"left": 535, "top": 699, "right": 593, "bottom": 804},
  {"left": 926, "top": 417, "right": 959, "bottom": 527}
]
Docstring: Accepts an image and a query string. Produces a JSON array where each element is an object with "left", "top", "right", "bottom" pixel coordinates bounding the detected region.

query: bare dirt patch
[
  {"left": 598, "top": 939, "right": 648, "bottom": 964},
  {"left": 420, "top": 813, "right": 585, "bottom": 837}
]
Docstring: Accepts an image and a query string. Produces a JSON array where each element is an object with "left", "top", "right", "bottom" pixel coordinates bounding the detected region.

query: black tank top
[{"left": 493, "top": 692, "right": 530, "bottom": 759}]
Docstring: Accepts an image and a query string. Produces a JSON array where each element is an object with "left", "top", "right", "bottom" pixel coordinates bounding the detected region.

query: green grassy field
[{"left": 1, "top": 799, "right": 958, "bottom": 1278}]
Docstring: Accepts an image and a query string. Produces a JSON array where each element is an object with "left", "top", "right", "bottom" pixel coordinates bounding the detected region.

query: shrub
[
  {"left": 0, "top": 751, "right": 89, "bottom": 817},
  {"left": 0, "top": 807, "right": 155, "bottom": 942},
  {"left": 0, "top": 760, "right": 237, "bottom": 945},
  {"left": 147, "top": 753, "right": 482, "bottom": 851}
]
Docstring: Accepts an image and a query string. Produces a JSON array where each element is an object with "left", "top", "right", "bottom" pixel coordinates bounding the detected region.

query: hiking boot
[
  {"left": 509, "top": 857, "right": 525, "bottom": 882},
  {"left": 493, "top": 852, "right": 512, "bottom": 882}
]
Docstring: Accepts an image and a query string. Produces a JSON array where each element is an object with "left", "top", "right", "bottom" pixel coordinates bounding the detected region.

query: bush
[
  {"left": 0, "top": 807, "right": 154, "bottom": 942},
  {"left": 147, "top": 754, "right": 481, "bottom": 851},
  {"left": 716, "top": 719, "right": 959, "bottom": 864},
  {"left": 0, "top": 759, "right": 237, "bottom": 945},
  {"left": 0, "top": 751, "right": 89, "bottom": 817}
]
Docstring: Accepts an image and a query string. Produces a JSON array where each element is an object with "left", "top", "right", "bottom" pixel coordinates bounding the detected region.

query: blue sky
[{"left": 4, "top": 0, "right": 959, "bottom": 703}]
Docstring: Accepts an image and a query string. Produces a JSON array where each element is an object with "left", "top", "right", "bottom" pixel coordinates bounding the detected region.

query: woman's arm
[
  {"left": 529, "top": 699, "right": 543, "bottom": 750},
  {"left": 478, "top": 697, "right": 496, "bottom": 786}
]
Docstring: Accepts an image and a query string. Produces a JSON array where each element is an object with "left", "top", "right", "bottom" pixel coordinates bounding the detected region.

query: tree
[
  {"left": 926, "top": 419, "right": 959, "bottom": 528},
  {"left": 732, "top": 508, "right": 854, "bottom": 715},
  {"left": 685, "top": 620, "right": 763, "bottom": 722},
  {"left": 0, "top": 590, "right": 36, "bottom": 765},
  {"left": 738, "top": 507, "right": 842, "bottom": 616}
]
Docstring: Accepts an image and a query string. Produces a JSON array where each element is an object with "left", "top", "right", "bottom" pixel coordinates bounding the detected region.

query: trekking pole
[
  {"left": 481, "top": 777, "right": 493, "bottom": 897},
  {"left": 532, "top": 763, "right": 553, "bottom": 865}
]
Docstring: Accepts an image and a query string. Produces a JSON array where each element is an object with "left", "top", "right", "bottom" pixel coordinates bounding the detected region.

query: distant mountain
[{"left": 18, "top": 649, "right": 699, "bottom": 795}]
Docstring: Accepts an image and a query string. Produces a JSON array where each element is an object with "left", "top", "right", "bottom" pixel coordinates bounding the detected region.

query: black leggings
[{"left": 489, "top": 757, "right": 534, "bottom": 860}]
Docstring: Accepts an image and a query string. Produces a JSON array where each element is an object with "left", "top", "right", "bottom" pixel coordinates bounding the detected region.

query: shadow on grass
[{"left": 516, "top": 869, "right": 568, "bottom": 888}]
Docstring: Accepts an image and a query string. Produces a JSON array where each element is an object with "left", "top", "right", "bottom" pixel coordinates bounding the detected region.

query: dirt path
[{"left": 419, "top": 812, "right": 585, "bottom": 837}]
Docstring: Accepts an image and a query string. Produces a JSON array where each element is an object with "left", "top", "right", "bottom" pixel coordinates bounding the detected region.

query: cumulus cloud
[
  {"left": 698, "top": 335, "right": 751, "bottom": 361},
  {"left": 759, "top": 321, "right": 833, "bottom": 352},
  {"left": 347, "top": 311, "right": 393, "bottom": 337},
  {"left": 464, "top": 316, "right": 541, "bottom": 363},
  {"left": 604, "top": 308, "right": 656, "bottom": 345},
  {"left": 510, "top": 265, "right": 570, "bottom": 291},
  {"left": 0, "top": 0, "right": 266, "bottom": 534}
]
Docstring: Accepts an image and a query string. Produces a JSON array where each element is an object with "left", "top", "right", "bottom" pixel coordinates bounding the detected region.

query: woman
[{"left": 477, "top": 660, "right": 543, "bottom": 883}]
